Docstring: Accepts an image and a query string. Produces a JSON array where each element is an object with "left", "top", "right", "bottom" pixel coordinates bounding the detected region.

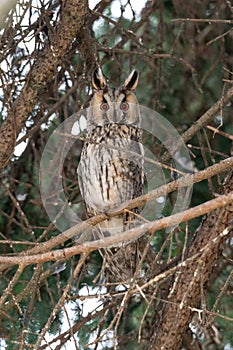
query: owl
[{"left": 77, "top": 67, "right": 144, "bottom": 280}]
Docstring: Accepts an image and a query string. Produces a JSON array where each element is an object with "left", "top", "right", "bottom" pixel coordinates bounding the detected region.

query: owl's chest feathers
[
  {"left": 82, "top": 124, "right": 142, "bottom": 170},
  {"left": 86, "top": 123, "right": 142, "bottom": 144},
  {"left": 78, "top": 124, "right": 143, "bottom": 213}
]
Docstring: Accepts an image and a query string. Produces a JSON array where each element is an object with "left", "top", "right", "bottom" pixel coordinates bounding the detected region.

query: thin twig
[
  {"left": 172, "top": 18, "right": 233, "bottom": 24},
  {"left": 160, "top": 86, "right": 233, "bottom": 162}
]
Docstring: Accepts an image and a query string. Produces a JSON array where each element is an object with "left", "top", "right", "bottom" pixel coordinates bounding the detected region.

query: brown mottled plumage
[{"left": 77, "top": 67, "right": 144, "bottom": 280}]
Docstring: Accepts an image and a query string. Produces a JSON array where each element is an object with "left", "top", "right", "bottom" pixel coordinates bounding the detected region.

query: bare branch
[
  {"left": 0, "top": 191, "right": 232, "bottom": 266},
  {"left": 172, "top": 18, "right": 233, "bottom": 24},
  {"left": 149, "top": 171, "right": 233, "bottom": 350},
  {"left": 161, "top": 86, "right": 233, "bottom": 162},
  {"left": 0, "top": 0, "right": 91, "bottom": 170}
]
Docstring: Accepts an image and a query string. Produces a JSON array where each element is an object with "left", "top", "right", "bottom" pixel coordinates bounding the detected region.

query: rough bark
[
  {"left": 0, "top": 0, "right": 92, "bottom": 170},
  {"left": 149, "top": 171, "right": 233, "bottom": 350}
]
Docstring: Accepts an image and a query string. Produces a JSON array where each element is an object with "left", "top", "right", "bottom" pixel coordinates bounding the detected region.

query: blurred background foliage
[{"left": 0, "top": 0, "right": 232, "bottom": 349}]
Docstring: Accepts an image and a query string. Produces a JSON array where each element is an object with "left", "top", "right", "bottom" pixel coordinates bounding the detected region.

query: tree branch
[
  {"left": 0, "top": 0, "right": 91, "bottom": 170},
  {"left": 160, "top": 85, "right": 233, "bottom": 162},
  {"left": 149, "top": 171, "right": 233, "bottom": 350},
  {"left": 0, "top": 156, "right": 232, "bottom": 271},
  {"left": 0, "top": 190, "right": 232, "bottom": 266}
]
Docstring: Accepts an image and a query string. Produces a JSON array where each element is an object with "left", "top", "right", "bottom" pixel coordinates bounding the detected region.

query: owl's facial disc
[
  {"left": 88, "top": 69, "right": 140, "bottom": 129},
  {"left": 96, "top": 89, "right": 138, "bottom": 125}
]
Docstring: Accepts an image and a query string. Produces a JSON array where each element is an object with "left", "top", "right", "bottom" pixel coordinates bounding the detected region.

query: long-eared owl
[{"left": 77, "top": 67, "right": 144, "bottom": 279}]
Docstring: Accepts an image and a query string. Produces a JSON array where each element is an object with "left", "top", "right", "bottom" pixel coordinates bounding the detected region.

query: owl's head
[{"left": 88, "top": 67, "right": 140, "bottom": 130}]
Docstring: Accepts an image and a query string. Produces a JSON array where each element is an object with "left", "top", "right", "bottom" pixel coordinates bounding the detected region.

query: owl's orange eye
[
  {"left": 100, "top": 103, "right": 109, "bottom": 111},
  {"left": 120, "top": 102, "right": 129, "bottom": 111}
]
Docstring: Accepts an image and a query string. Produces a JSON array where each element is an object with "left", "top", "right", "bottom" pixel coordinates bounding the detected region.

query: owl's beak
[{"left": 113, "top": 107, "right": 118, "bottom": 123}]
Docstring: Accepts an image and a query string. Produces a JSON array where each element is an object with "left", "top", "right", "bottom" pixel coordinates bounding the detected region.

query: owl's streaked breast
[{"left": 78, "top": 124, "right": 143, "bottom": 214}]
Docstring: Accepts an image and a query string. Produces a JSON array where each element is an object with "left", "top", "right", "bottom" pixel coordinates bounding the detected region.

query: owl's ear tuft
[
  {"left": 92, "top": 67, "right": 107, "bottom": 90},
  {"left": 122, "top": 69, "right": 139, "bottom": 90}
]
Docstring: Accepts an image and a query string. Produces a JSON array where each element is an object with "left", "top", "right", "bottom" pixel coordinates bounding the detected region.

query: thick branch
[
  {"left": 0, "top": 191, "right": 232, "bottom": 266},
  {"left": 149, "top": 171, "right": 233, "bottom": 350},
  {"left": 0, "top": 156, "right": 232, "bottom": 271},
  {"left": 0, "top": 0, "right": 91, "bottom": 170}
]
